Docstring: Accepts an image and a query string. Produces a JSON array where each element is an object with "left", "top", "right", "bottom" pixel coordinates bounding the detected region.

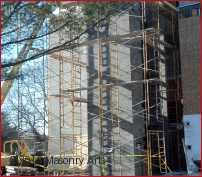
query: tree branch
[
  {"left": 2, "top": 16, "right": 74, "bottom": 47},
  {"left": 3, "top": 2, "right": 22, "bottom": 26},
  {"left": 1, "top": 17, "right": 46, "bottom": 104},
  {"left": 2, "top": 7, "right": 114, "bottom": 68}
]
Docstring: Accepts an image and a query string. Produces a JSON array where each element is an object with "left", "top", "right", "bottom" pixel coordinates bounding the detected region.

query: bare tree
[{"left": 1, "top": 2, "right": 128, "bottom": 137}]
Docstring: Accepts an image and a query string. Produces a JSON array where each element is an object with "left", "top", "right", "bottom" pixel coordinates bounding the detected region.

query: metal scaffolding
[
  {"left": 46, "top": 2, "right": 182, "bottom": 176},
  {"left": 1, "top": 1, "right": 187, "bottom": 176}
]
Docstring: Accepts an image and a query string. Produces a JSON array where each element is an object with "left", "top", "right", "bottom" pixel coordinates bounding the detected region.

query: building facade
[
  {"left": 47, "top": 2, "right": 191, "bottom": 175},
  {"left": 179, "top": 2, "right": 200, "bottom": 175}
]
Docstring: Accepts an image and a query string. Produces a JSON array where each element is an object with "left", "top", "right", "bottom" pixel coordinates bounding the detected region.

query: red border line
[
  {"left": 1, "top": 0, "right": 201, "bottom": 4},
  {"left": 0, "top": 1, "right": 201, "bottom": 177},
  {"left": 200, "top": 1, "right": 202, "bottom": 176},
  {"left": 0, "top": 0, "right": 2, "bottom": 175}
]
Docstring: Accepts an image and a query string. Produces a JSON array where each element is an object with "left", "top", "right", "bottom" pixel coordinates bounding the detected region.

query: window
[
  {"left": 12, "top": 143, "right": 19, "bottom": 154},
  {"left": 4, "top": 142, "right": 11, "bottom": 154},
  {"left": 187, "top": 145, "right": 192, "bottom": 150},
  {"left": 179, "top": 3, "right": 200, "bottom": 18}
]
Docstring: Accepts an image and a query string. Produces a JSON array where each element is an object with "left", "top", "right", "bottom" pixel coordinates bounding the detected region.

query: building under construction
[
  {"left": 1, "top": 1, "right": 200, "bottom": 176},
  {"left": 47, "top": 1, "right": 195, "bottom": 176}
]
